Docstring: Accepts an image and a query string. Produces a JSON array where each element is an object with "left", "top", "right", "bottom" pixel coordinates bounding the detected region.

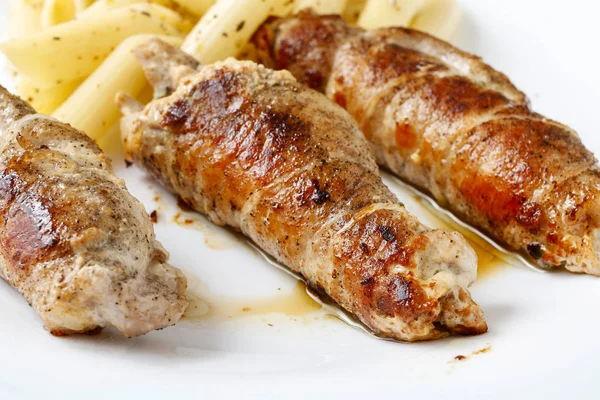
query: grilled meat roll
[
  {"left": 0, "top": 85, "right": 187, "bottom": 337},
  {"left": 250, "top": 12, "right": 600, "bottom": 275},
  {"left": 118, "top": 38, "right": 487, "bottom": 341}
]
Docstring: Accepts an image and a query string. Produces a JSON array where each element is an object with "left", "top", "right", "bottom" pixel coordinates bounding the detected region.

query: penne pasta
[
  {"left": 358, "top": 0, "right": 431, "bottom": 29},
  {"left": 294, "top": 0, "right": 348, "bottom": 14},
  {"left": 80, "top": 0, "right": 142, "bottom": 14},
  {"left": 8, "top": 0, "right": 44, "bottom": 38},
  {"left": 121, "top": 3, "right": 194, "bottom": 34},
  {"left": 410, "top": 0, "right": 462, "bottom": 42},
  {"left": 78, "top": 0, "right": 133, "bottom": 14},
  {"left": 15, "top": 75, "right": 84, "bottom": 115},
  {"left": 81, "top": 0, "right": 185, "bottom": 16},
  {"left": 342, "top": 0, "right": 366, "bottom": 23},
  {"left": 73, "top": 0, "right": 95, "bottom": 14},
  {"left": 52, "top": 34, "right": 182, "bottom": 141},
  {"left": 181, "top": 0, "right": 293, "bottom": 63},
  {"left": 79, "top": 2, "right": 194, "bottom": 33},
  {"left": 40, "top": 0, "right": 77, "bottom": 29},
  {"left": 95, "top": 121, "right": 125, "bottom": 154},
  {"left": 171, "top": 0, "right": 215, "bottom": 16},
  {"left": 1, "top": 4, "right": 182, "bottom": 87}
]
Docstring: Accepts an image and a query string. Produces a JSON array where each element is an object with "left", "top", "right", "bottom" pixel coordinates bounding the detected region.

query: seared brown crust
[
  {"left": 120, "top": 39, "right": 487, "bottom": 341},
  {"left": 252, "top": 12, "right": 600, "bottom": 275},
  {"left": 0, "top": 86, "right": 188, "bottom": 337}
]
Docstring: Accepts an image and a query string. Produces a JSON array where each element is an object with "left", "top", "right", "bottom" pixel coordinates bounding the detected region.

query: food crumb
[
  {"left": 268, "top": 323, "right": 273, "bottom": 327},
  {"left": 150, "top": 210, "right": 158, "bottom": 223},
  {"left": 473, "top": 345, "right": 491, "bottom": 355},
  {"left": 453, "top": 345, "right": 491, "bottom": 362},
  {"left": 242, "top": 307, "right": 251, "bottom": 312}
]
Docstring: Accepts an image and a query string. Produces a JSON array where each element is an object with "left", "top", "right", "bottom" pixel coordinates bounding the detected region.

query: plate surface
[{"left": 1, "top": 1, "right": 599, "bottom": 398}]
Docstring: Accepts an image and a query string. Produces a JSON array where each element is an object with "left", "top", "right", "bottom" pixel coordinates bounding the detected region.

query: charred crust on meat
[
  {"left": 363, "top": 43, "right": 444, "bottom": 86},
  {"left": 376, "top": 225, "right": 396, "bottom": 242},
  {"left": 526, "top": 243, "right": 543, "bottom": 260},
  {"left": 150, "top": 210, "right": 158, "bottom": 223},
  {"left": 309, "top": 179, "right": 331, "bottom": 205},
  {"left": 361, "top": 276, "right": 375, "bottom": 286},
  {"left": 358, "top": 242, "right": 369, "bottom": 254},
  {"left": 377, "top": 276, "right": 424, "bottom": 317},
  {"left": 177, "top": 196, "right": 194, "bottom": 211},
  {"left": 161, "top": 70, "right": 241, "bottom": 130}
]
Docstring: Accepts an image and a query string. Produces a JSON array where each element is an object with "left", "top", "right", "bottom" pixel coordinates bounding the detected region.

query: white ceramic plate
[{"left": 1, "top": 1, "right": 599, "bottom": 398}]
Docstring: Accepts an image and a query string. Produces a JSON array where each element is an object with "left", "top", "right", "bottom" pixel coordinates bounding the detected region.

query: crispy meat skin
[
  {"left": 251, "top": 12, "right": 600, "bottom": 275},
  {"left": 119, "top": 39, "right": 487, "bottom": 341},
  {"left": 0, "top": 86, "right": 187, "bottom": 337}
]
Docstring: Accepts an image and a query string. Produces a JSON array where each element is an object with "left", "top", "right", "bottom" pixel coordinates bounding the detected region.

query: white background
[{"left": 0, "top": 0, "right": 599, "bottom": 399}]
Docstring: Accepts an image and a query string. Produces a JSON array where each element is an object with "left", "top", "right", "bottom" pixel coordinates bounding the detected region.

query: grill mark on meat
[
  {"left": 0, "top": 158, "right": 68, "bottom": 271},
  {"left": 361, "top": 43, "right": 442, "bottom": 86},
  {"left": 270, "top": 13, "right": 358, "bottom": 92},
  {"left": 4, "top": 197, "right": 56, "bottom": 268}
]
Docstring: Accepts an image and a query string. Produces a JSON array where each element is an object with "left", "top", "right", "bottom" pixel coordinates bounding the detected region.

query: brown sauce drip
[
  {"left": 454, "top": 345, "right": 492, "bottom": 362},
  {"left": 183, "top": 280, "right": 321, "bottom": 321},
  {"left": 412, "top": 195, "right": 504, "bottom": 280}
]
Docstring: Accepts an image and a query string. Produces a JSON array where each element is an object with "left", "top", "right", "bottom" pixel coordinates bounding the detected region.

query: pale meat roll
[
  {"left": 0, "top": 86, "right": 187, "bottom": 337},
  {"left": 119, "top": 39, "right": 487, "bottom": 341}
]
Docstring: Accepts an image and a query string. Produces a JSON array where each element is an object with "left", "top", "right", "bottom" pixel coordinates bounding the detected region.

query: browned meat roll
[
  {"left": 118, "top": 39, "right": 487, "bottom": 341},
  {"left": 250, "top": 12, "right": 600, "bottom": 275}
]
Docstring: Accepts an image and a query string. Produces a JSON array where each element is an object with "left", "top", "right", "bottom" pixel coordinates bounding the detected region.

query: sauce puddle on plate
[
  {"left": 384, "top": 173, "right": 544, "bottom": 277},
  {"left": 183, "top": 281, "right": 321, "bottom": 321},
  {"left": 411, "top": 195, "right": 504, "bottom": 280}
]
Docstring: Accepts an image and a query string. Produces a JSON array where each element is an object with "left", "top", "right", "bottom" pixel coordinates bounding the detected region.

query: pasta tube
[
  {"left": 171, "top": 0, "right": 215, "bottom": 16},
  {"left": 52, "top": 34, "right": 182, "bottom": 140},
  {"left": 15, "top": 76, "right": 84, "bottom": 115},
  {"left": 2, "top": 4, "right": 182, "bottom": 87},
  {"left": 410, "top": 0, "right": 462, "bottom": 42},
  {"left": 294, "top": 0, "right": 348, "bottom": 14},
  {"left": 40, "top": 0, "right": 76, "bottom": 28},
  {"left": 358, "top": 0, "right": 430, "bottom": 29},
  {"left": 181, "top": 0, "right": 293, "bottom": 63},
  {"left": 8, "top": 0, "right": 44, "bottom": 38}
]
